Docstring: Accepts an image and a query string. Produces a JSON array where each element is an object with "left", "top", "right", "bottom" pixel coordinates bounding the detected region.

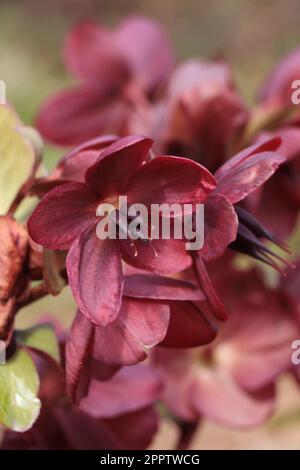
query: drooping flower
[
  {"left": 28, "top": 135, "right": 216, "bottom": 326},
  {"left": 66, "top": 272, "right": 217, "bottom": 402},
  {"left": 155, "top": 264, "right": 298, "bottom": 428},
  {"left": 151, "top": 59, "right": 248, "bottom": 171},
  {"left": 36, "top": 16, "right": 175, "bottom": 146}
]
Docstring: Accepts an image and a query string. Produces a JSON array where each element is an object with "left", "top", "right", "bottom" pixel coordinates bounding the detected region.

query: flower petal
[
  {"left": 28, "top": 182, "right": 98, "bottom": 250},
  {"left": 63, "top": 21, "right": 130, "bottom": 86},
  {"left": 92, "top": 298, "right": 170, "bottom": 366},
  {"left": 214, "top": 138, "right": 285, "bottom": 204},
  {"left": 115, "top": 16, "right": 175, "bottom": 93},
  {"left": 85, "top": 135, "right": 153, "bottom": 198},
  {"left": 200, "top": 194, "right": 238, "bottom": 261},
  {"left": 66, "top": 229, "right": 123, "bottom": 326},
  {"left": 161, "top": 301, "right": 217, "bottom": 348},
  {"left": 79, "top": 364, "right": 162, "bottom": 418},
  {"left": 123, "top": 274, "right": 204, "bottom": 301},
  {"left": 127, "top": 156, "right": 216, "bottom": 206}
]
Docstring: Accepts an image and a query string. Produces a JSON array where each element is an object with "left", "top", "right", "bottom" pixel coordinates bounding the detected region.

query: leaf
[
  {"left": 16, "top": 323, "right": 60, "bottom": 362},
  {"left": 0, "top": 104, "right": 36, "bottom": 214},
  {"left": 0, "top": 348, "right": 41, "bottom": 431}
]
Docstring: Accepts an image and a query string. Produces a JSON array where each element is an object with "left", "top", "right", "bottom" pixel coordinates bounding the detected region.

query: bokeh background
[{"left": 1, "top": 0, "right": 300, "bottom": 449}]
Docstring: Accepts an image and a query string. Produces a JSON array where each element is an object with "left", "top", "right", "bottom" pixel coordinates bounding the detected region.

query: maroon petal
[
  {"left": 65, "top": 312, "right": 94, "bottom": 401},
  {"left": 66, "top": 228, "right": 123, "bottom": 326},
  {"left": 214, "top": 138, "right": 285, "bottom": 203},
  {"left": 53, "top": 135, "right": 118, "bottom": 182},
  {"left": 115, "top": 16, "right": 175, "bottom": 93},
  {"left": 127, "top": 156, "right": 216, "bottom": 206},
  {"left": 28, "top": 182, "right": 98, "bottom": 250},
  {"left": 63, "top": 21, "right": 130, "bottom": 86},
  {"left": 161, "top": 301, "right": 217, "bottom": 348},
  {"left": 92, "top": 298, "right": 170, "bottom": 366},
  {"left": 123, "top": 274, "right": 204, "bottom": 301},
  {"left": 192, "top": 253, "right": 227, "bottom": 321},
  {"left": 120, "top": 237, "right": 192, "bottom": 275},
  {"left": 191, "top": 368, "right": 276, "bottom": 428},
  {"left": 79, "top": 364, "right": 162, "bottom": 418},
  {"left": 85, "top": 135, "right": 153, "bottom": 198},
  {"left": 36, "top": 86, "right": 123, "bottom": 146},
  {"left": 200, "top": 194, "right": 238, "bottom": 261}
]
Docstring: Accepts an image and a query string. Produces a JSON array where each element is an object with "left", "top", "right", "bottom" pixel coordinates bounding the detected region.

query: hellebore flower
[
  {"left": 36, "top": 16, "right": 175, "bottom": 146},
  {"left": 155, "top": 265, "right": 298, "bottom": 428},
  {"left": 66, "top": 273, "right": 217, "bottom": 402},
  {"left": 152, "top": 59, "right": 248, "bottom": 171},
  {"left": 1, "top": 356, "right": 162, "bottom": 450},
  {"left": 28, "top": 135, "right": 216, "bottom": 326}
]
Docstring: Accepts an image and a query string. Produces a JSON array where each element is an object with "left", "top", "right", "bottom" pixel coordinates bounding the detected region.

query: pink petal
[
  {"left": 36, "top": 85, "right": 126, "bottom": 146},
  {"left": 92, "top": 298, "right": 170, "bottom": 365},
  {"left": 66, "top": 229, "right": 123, "bottom": 326},
  {"left": 63, "top": 21, "right": 130, "bottom": 86},
  {"left": 192, "top": 254, "right": 227, "bottom": 321},
  {"left": 120, "top": 237, "right": 192, "bottom": 275},
  {"left": 28, "top": 182, "right": 98, "bottom": 250},
  {"left": 214, "top": 138, "right": 285, "bottom": 204},
  {"left": 161, "top": 301, "right": 217, "bottom": 348},
  {"left": 85, "top": 135, "right": 153, "bottom": 198},
  {"left": 79, "top": 364, "right": 162, "bottom": 418},
  {"left": 191, "top": 368, "right": 276, "bottom": 428},
  {"left": 123, "top": 274, "right": 204, "bottom": 301},
  {"left": 200, "top": 194, "right": 238, "bottom": 261},
  {"left": 115, "top": 16, "right": 175, "bottom": 93},
  {"left": 127, "top": 156, "right": 216, "bottom": 206}
]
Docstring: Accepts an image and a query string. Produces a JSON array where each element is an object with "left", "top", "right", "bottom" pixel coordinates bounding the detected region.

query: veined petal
[
  {"left": 66, "top": 229, "right": 123, "bottom": 326},
  {"left": 28, "top": 182, "right": 98, "bottom": 250}
]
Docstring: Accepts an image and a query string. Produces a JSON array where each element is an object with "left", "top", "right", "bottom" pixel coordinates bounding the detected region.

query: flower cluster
[{"left": 1, "top": 15, "right": 300, "bottom": 450}]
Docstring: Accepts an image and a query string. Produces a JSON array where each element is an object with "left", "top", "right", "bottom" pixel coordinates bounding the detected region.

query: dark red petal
[
  {"left": 191, "top": 369, "right": 276, "bottom": 428},
  {"left": 120, "top": 237, "right": 192, "bottom": 275},
  {"left": 214, "top": 138, "right": 285, "bottom": 203},
  {"left": 161, "top": 301, "right": 217, "bottom": 348},
  {"left": 200, "top": 194, "right": 238, "bottom": 261},
  {"left": 63, "top": 21, "right": 130, "bottom": 86},
  {"left": 65, "top": 312, "right": 94, "bottom": 401},
  {"left": 92, "top": 298, "right": 170, "bottom": 366},
  {"left": 85, "top": 135, "right": 153, "bottom": 198},
  {"left": 192, "top": 253, "right": 227, "bottom": 321},
  {"left": 36, "top": 86, "right": 123, "bottom": 146},
  {"left": 28, "top": 182, "right": 98, "bottom": 250},
  {"left": 53, "top": 135, "right": 118, "bottom": 182},
  {"left": 66, "top": 229, "right": 123, "bottom": 326},
  {"left": 123, "top": 274, "right": 204, "bottom": 301},
  {"left": 127, "top": 156, "right": 216, "bottom": 206},
  {"left": 115, "top": 16, "right": 175, "bottom": 93},
  {"left": 79, "top": 364, "right": 162, "bottom": 418}
]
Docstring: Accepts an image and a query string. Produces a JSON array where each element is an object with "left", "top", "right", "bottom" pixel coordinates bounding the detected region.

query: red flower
[
  {"left": 155, "top": 265, "right": 297, "bottom": 428},
  {"left": 36, "top": 16, "right": 175, "bottom": 146},
  {"left": 28, "top": 135, "right": 215, "bottom": 326},
  {"left": 66, "top": 273, "right": 217, "bottom": 402},
  {"left": 152, "top": 59, "right": 248, "bottom": 171}
]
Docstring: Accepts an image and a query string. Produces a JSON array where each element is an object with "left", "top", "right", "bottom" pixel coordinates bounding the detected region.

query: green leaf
[
  {"left": 16, "top": 323, "right": 60, "bottom": 362},
  {"left": 0, "top": 104, "right": 36, "bottom": 215},
  {"left": 0, "top": 348, "right": 41, "bottom": 432}
]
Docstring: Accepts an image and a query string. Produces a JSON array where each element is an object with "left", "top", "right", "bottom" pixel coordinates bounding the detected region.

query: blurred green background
[{"left": 2, "top": 0, "right": 300, "bottom": 449}]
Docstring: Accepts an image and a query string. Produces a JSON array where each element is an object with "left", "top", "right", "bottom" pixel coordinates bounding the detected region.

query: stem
[{"left": 18, "top": 282, "right": 49, "bottom": 308}]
